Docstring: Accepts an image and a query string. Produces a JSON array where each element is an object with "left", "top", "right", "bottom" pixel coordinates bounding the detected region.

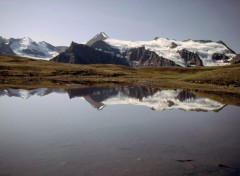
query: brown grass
[{"left": 0, "top": 54, "right": 240, "bottom": 95}]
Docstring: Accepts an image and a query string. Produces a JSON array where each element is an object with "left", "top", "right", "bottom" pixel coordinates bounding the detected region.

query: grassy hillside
[{"left": 0, "top": 54, "right": 239, "bottom": 95}]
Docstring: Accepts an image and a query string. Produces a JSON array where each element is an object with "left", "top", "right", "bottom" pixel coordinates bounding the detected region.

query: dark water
[{"left": 0, "top": 87, "right": 240, "bottom": 176}]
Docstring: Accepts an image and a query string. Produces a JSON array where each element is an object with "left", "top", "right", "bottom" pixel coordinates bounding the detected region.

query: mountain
[
  {"left": 0, "top": 87, "right": 225, "bottom": 112},
  {"left": 2, "top": 33, "right": 237, "bottom": 67},
  {"left": 86, "top": 32, "right": 236, "bottom": 67},
  {"left": 0, "top": 36, "right": 68, "bottom": 60},
  {"left": 52, "top": 42, "right": 130, "bottom": 66}
]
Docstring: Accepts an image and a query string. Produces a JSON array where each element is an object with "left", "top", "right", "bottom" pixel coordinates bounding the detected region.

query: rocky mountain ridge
[
  {"left": 54, "top": 32, "right": 238, "bottom": 67},
  {"left": 1, "top": 33, "right": 239, "bottom": 67}
]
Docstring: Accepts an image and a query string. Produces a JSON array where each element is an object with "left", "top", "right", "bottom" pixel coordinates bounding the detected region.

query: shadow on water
[{"left": 1, "top": 86, "right": 239, "bottom": 112}]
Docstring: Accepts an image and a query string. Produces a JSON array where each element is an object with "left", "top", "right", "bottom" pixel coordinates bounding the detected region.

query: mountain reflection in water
[{"left": 0, "top": 87, "right": 225, "bottom": 112}]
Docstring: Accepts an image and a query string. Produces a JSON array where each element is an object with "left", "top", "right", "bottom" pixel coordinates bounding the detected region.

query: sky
[{"left": 0, "top": 0, "right": 239, "bottom": 52}]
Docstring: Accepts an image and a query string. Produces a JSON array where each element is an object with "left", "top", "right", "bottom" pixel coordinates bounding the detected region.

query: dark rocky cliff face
[
  {"left": 211, "top": 53, "right": 229, "bottom": 62},
  {"left": 126, "top": 47, "right": 177, "bottom": 67},
  {"left": 52, "top": 42, "right": 129, "bottom": 66},
  {"left": 0, "top": 42, "right": 15, "bottom": 55},
  {"left": 178, "top": 49, "right": 203, "bottom": 66}
]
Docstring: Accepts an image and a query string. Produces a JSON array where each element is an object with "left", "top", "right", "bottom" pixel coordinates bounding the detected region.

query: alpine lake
[{"left": 0, "top": 86, "right": 240, "bottom": 176}]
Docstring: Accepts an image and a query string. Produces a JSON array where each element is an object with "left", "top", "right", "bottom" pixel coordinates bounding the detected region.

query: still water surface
[{"left": 0, "top": 87, "right": 240, "bottom": 176}]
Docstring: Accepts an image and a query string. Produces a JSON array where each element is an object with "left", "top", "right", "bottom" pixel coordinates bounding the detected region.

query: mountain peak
[
  {"left": 99, "top": 32, "right": 108, "bottom": 38},
  {"left": 70, "top": 41, "right": 78, "bottom": 47},
  {"left": 22, "top": 37, "right": 33, "bottom": 41},
  {"left": 85, "top": 32, "right": 108, "bottom": 46}
]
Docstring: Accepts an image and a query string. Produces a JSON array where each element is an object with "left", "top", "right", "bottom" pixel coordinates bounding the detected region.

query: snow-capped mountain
[
  {"left": 1, "top": 33, "right": 237, "bottom": 66},
  {"left": 0, "top": 87, "right": 225, "bottom": 112},
  {"left": 8, "top": 37, "right": 59, "bottom": 59},
  {"left": 0, "top": 36, "right": 67, "bottom": 60},
  {"left": 86, "top": 32, "right": 236, "bottom": 67}
]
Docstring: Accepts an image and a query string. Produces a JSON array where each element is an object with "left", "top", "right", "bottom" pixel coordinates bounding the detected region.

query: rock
[
  {"left": 178, "top": 49, "right": 203, "bottom": 66},
  {"left": 0, "top": 41, "right": 15, "bottom": 55},
  {"left": 126, "top": 47, "right": 178, "bottom": 67},
  {"left": 192, "top": 40, "right": 212, "bottom": 43},
  {"left": 212, "top": 53, "right": 229, "bottom": 61},
  {"left": 170, "top": 42, "right": 178, "bottom": 49}
]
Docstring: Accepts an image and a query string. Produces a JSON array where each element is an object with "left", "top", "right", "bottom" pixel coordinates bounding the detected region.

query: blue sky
[{"left": 0, "top": 0, "right": 239, "bottom": 52}]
